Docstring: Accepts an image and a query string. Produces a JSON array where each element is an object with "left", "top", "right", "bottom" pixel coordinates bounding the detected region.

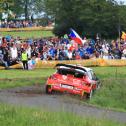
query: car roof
[
  {"left": 59, "top": 66, "right": 85, "bottom": 73},
  {"left": 55, "top": 63, "right": 92, "bottom": 72}
]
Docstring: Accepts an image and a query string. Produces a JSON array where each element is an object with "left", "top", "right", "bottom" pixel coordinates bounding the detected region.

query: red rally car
[{"left": 46, "top": 64, "right": 100, "bottom": 99}]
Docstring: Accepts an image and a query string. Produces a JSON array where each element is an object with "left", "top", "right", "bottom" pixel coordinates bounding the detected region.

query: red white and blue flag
[{"left": 69, "top": 28, "right": 83, "bottom": 45}]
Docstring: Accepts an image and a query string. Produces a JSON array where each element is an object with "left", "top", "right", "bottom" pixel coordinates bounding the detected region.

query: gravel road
[{"left": 0, "top": 85, "right": 126, "bottom": 124}]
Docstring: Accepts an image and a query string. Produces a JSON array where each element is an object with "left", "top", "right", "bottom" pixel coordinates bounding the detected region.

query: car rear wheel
[
  {"left": 46, "top": 85, "right": 52, "bottom": 94},
  {"left": 83, "top": 89, "right": 93, "bottom": 99},
  {"left": 87, "top": 89, "right": 93, "bottom": 99}
]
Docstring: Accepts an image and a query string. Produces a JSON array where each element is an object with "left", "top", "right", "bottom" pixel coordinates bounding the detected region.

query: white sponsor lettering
[{"left": 61, "top": 84, "right": 73, "bottom": 89}]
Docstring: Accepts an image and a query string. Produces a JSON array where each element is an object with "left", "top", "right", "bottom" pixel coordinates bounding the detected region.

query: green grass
[
  {"left": 0, "top": 67, "right": 126, "bottom": 111},
  {"left": 0, "top": 69, "right": 55, "bottom": 89},
  {"left": 1, "top": 30, "right": 54, "bottom": 38},
  {"left": 87, "top": 67, "right": 126, "bottom": 112},
  {"left": 0, "top": 69, "right": 55, "bottom": 79},
  {"left": 92, "top": 67, "right": 126, "bottom": 79},
  {"left": 89, "top": 79, "right": 126, "bottom": 111},
  {"left": 0, "top": 78, "right": 46, "bottom": 89},
  {"left": 0, "top": 104, "right": 125, "bottom": 126}
]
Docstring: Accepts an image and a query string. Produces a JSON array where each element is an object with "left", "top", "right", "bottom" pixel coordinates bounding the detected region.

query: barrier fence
[{"left": 1, "top": 59, "right": 125, "bottom": 69}]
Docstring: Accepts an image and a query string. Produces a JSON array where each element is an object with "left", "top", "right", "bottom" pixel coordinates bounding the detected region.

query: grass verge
[
  {"left": 0, "top": 69, "right": 55, "bottom": 79},
  {"left": 0, "top": 67, "right": 126, "bottom": 112},
  {"left": 0, "top": 104, "right": 125, "bottom": 126},
  {"left": 1, "top": 30, "right": 54, "bottom": 38},
  {"left": 88, "top": 67, "right": 126, "bottom": 112},
  {"left": 0, "top": 77, "right": 46, "bottom": 89},
  {"left": 0, "top": 69, "right": 55, "bottom": 89},
  {"left": 88, "top": 78, "right": 126, "bottom": 112}
]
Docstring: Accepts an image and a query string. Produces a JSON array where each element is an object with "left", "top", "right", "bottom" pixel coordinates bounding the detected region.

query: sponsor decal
[
  {"left": 62, "top": 75, "right": 67, "bottom": 80},
  {"left": 61, "top": 84, "right": 73, "bottom": 89}
]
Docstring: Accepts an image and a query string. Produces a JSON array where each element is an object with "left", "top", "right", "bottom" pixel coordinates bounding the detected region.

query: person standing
[
  {"left": 10, "top": 44, "right": 18, "bottom": 61},
  {"left": 3, "top": 47, "right": 10, "bottom": 69},
  {"left": 21, "top": 50, "right": 28, "bottom": 70}
]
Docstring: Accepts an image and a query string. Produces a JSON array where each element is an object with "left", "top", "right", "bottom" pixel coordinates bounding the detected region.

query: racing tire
[
  {"left": 87, "top": 89, "right": 93, "bottom": 99},
  {"left": 46, "top": 85, "right": 52, "bottom": 94},
  {"left": 84, "top": 90, "right": 93, "bottom": 99}
]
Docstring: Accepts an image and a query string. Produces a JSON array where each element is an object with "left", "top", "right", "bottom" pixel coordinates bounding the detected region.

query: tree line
[{"left": 0, "top": 0, "right": 126, "bottom": 38}]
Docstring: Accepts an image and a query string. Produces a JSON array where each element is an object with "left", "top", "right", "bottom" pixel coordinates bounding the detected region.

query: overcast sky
[{"left": 116, "top": 0, "right": 126, "bottom": 4}]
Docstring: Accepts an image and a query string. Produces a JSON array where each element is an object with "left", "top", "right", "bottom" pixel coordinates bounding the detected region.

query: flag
[
  {"left": 69, "top": 28, "right": 83, "bottom": 45},
  {"left": 64, "top": 34, "right": 68, "bottom": 39},
  {"left": 121, "top": 31, "right": 126, "bottom": 41}
]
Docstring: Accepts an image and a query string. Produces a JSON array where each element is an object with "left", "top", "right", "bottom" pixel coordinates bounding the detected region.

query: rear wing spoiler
[{"left": 55, "top": 63, "right": 86, "bottom": 72}]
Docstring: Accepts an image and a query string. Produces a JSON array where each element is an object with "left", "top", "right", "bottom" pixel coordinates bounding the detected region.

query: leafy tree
[
  {"left": 0, "top": 0, "right": 14, "bottom": 12},
  {"left": 1, "top": 0, "right": 126, "bottom": 39},
  {"left": 12, "top": 0, "right": 36, "bottom": 20},
  {"left": 0, "top": 0, "right": 37, "bottom": 20},
  {"left": 0, "top": 0, "right": 15, "bottom": 20},
  {"left": 37, "top": 0, "right": 126, "bottom": 38}
]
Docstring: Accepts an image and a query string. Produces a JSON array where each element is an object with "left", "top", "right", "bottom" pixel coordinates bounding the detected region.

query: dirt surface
[{"left": 0, "top": 85, "right": 126, "bottom": 124}]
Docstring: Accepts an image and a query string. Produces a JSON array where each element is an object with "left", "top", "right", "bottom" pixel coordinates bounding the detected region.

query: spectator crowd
[
  {"left": 0, "top": 20, "right": 38, "bottom": 28},
  {"left": 0, "top": 34, "right": 126, "bottom": 69}
]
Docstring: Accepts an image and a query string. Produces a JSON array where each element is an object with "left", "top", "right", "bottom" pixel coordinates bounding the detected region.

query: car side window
[
  {"left": 57, "top": 69, "right": 62, "bottom": 74},
  {"left": 87, "top": 70, "right": 97, "bottom": 80},
  {"left": 87, "top": 71, "right": 92, "bottom": 80},
  {"left": 91, "top": 71, "right": 97, "bottom": 80}
]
